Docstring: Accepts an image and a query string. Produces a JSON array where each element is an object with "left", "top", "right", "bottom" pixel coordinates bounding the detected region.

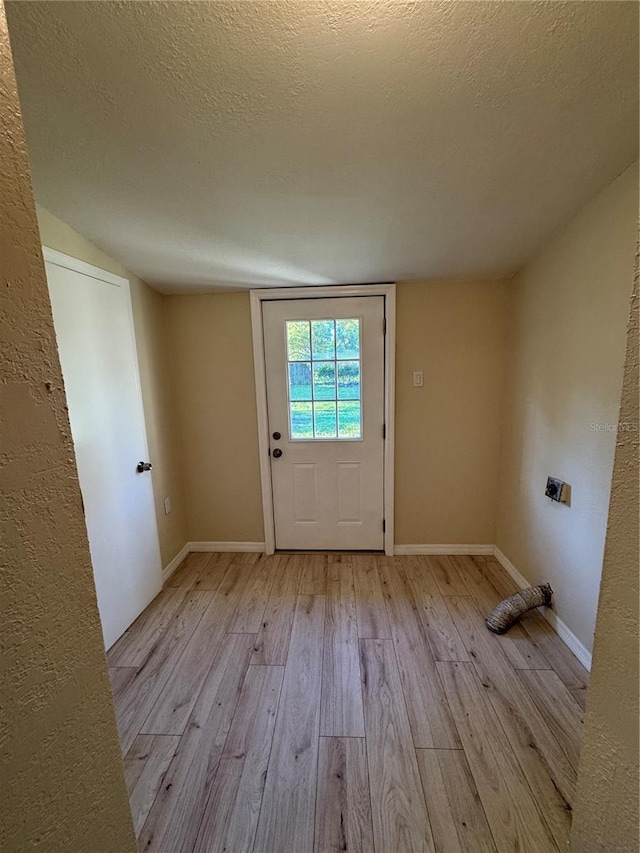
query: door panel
[
  {"left": 263, "top": 296, "right": 385, "bottom": 550},
  {"left": 45, "top": 253, "right": 162, "bottom": 648},
  {"left": 293, "top": 463, "right": 319, "bottom": 522},
  {"left": 337, "top": 462, "right": 362, "bottom": 523}
]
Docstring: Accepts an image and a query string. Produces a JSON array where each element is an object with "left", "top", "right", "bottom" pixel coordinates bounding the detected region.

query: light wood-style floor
[{"left": 108, "top": 552, "right": 588, "bottom": 853}]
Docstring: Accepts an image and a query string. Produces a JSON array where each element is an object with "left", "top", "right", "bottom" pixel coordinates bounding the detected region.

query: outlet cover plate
[{"left": 545, "top": 477, "right": 569, "bottom": 503}]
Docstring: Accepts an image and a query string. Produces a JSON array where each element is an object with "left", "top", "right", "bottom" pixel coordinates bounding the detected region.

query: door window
[{"left": 286, "top": 318, "right": 361, "bottom": 440}]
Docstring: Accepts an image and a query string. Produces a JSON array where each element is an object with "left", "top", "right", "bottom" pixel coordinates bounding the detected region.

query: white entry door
[
  {"left": 263, "top": 296, "right": 385, "bottom": 550},
  {"left": 44, "top": 249, "right": 162, "bottom": 649}
]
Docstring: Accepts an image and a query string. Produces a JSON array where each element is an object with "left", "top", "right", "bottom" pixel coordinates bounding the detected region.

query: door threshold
[{"left": 275, "top": 549, "right": 385, "bottom": 555}]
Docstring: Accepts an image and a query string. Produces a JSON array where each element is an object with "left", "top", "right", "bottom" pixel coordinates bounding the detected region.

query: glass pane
[
  {"left": 288, "top": 362, "right": 312, "bottom": 401},
  {"left": 286, "top": 316, "right": 362, "bottom": 440},
  {"left": 336, "top": 318, "right": 360, "bottom": 360},
  {"left": 311, "top": 320, "right": 335, "bottom": 360},
  {"left": 313, "top": 362, "right": 336, "bottom": 401},
  {"left": 287, "top": 321, "right": 311, "bottom": 361},
  {"left": 314, "top": 401, "right": 337, "bottom": 438},
  {"left": 290, "top": 402, "right": 313, "bottom": 438},
  {"left": 337, "top": 360, "right": 360, "bottom": 400},
  {"left": 338, "top": 401, "right": 361, "bottom": 438}
]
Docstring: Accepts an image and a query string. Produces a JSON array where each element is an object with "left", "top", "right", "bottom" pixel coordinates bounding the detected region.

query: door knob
[
  {"left": 272, "top": 448, "right": 282, "bottom": 459},
  {"left": 136, "top": 461, "right": 152, "bottom": 473}
]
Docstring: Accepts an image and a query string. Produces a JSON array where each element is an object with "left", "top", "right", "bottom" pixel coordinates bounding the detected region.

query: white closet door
[{"left": 45, "top": 249, "right": 162, "bottom": 649}]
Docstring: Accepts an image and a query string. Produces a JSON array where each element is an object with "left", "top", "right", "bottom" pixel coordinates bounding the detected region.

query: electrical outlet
[
  {"left": 545, "top": 477, "right": 569, "bottom": 503},
  {"left": 412, "top": 370, "right": 424, "bottom": 388},
  {"left": 164, "top": 497, "right": 172, "bottom": 515}
]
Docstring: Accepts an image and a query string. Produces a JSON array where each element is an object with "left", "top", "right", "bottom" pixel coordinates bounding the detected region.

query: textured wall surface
[
  {"left": 0, "top": 9, "right": 136, "bottom": 851},
  {"left": 395, "top": 279, "right": 509, "bottom": 544},
  {"left": 36, "top": 207, "right": 188, "bottom": 567},
  {"left": 166, "top": 280, "right": 509, "bottom": 545},
  {"left": 6, "top": 1, "right": 639, "bottom": 290},
  {"left": 496, "top": 163, "right": 638, "bottom": 652},
  {"left": 571, "top": 239, "right": 639, "bottom": 852}
]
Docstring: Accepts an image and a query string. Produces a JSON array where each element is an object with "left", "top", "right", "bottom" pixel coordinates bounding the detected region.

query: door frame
[{"left": 250, "top": 284, "right": 396, "bottom": 556}]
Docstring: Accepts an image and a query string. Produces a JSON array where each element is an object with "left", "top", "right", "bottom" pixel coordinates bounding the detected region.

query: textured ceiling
[{"left": 6, "top": 1, "right": 639, "bottom": 293}]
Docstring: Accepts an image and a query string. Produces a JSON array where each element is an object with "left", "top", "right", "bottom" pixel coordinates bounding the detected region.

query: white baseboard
[
  {"left": 394, "top": 544, "right": 495, "bottom": 556},
  {"left": 493, "top": 546, "right": 592, "bottom": 671},
  {"left": 162, "top": 543, "right": 190, "bottom": 583},
  {"left": 161, "top": 541, "right": 265, "bottom": 584},
  {"left": 492, "top": 547, "right": 530, "bottom": 588},
  {"left": 189, "top": 541, "right": 266, "bottom": 553},
  {"left": 175, "top": 541, "right": 490, "bottom": 559}
]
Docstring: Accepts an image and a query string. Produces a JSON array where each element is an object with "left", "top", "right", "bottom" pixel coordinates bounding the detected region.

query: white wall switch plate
[
  {"left": 164, "top": 497, "right": 172, "bottom": 515},
  {"left": 412, "top": 370, "right": 424, "bottom": 387}
]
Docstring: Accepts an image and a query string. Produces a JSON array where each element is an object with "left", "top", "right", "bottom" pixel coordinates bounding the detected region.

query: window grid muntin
[{"left": 286, "top": 318, "right": 362, "bottom": 440}]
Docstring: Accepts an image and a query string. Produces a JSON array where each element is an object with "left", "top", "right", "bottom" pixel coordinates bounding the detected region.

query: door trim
[
  {"left": 43, "top": 246, "right": 127, "bottom": 288},
  {"left": 250, "top": 284, "right": 396, "bottom": 556}
]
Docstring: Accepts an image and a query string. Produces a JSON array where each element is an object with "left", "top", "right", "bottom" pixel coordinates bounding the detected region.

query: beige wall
[
  {"left": 0, "top": 8, "right": 136, "bottom": 850},
  {"left": 35, "top": 207, "right": 187, "bottom": 567},
  {"left": 166, "top": 280, "right": 509, "bottom": 546},
  {"left": 165, "top": 292, "right": 265, "bottom": 542},
  {"left": 395, "top": 279, "right": 509, "bottom": 544},
  {"left": 571, "top": 239, "right": 639, "bottom": 853},
  {"left": 496, "top": 162, "right": 638, "bottom": 652}
]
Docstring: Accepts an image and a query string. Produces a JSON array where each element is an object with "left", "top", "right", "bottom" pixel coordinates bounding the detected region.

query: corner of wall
[
  {"left": 570, "top": 233, "right": 639, "bottom": 853},
  {"left": 492, "top": 165, "right": 638, "bottom": 653},
  {"left": 0, "top": 7, "right": 136, "bottom": 848}
]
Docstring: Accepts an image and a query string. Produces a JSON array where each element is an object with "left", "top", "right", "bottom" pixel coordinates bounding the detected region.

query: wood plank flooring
[{"left": 108, "top": 552, "right": 588, "bottom": 852}]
